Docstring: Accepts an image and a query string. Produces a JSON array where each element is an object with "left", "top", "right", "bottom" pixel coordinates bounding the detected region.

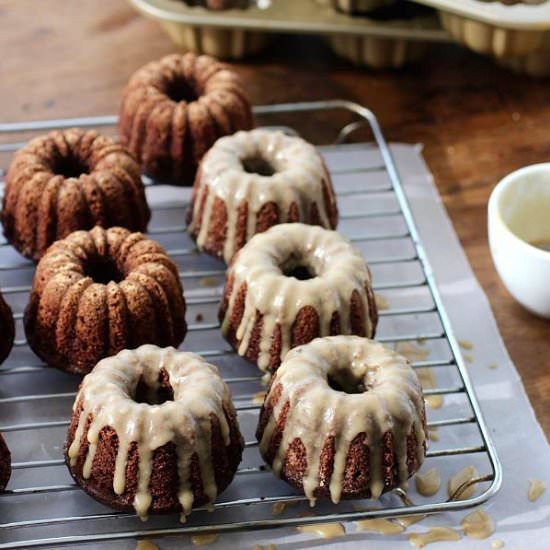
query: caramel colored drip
[
  {"left": 355, "top": 518, "right": 404, "bottom": 534},
  {"left": 135, "top": 541, "right": 158, "bottom": 550},
  {"left": 253, "top": 545, "right": 276, "bottom": 550},
  {"left": 259, "top": 336, "right": 426, "bottom": 505},
  {"left": 461, "top": 510, "right": 495, "bottom": 539},
  {"left": 254, "top": 391, "right": 267, "bottom": 405},
  {"left": 415, "top": 366, "right": 442, "bottom": 410},
  {"left": 395, "top": 342, "right": 430, "bottom": 363},
  {"left": 528, "top": 479, "right": 546, "bottom": 502},
  {"left": 464, "top": 353, "right": 474, "bottom": 364},
  {"left": 271, "top": 501, "right": 287, "bottom": 516},
  {"left": 448, "top": 465, "right": 479, "bottom": 500},
  {"left": 297, "top": 522, "right": 345, "bottom": 539},
  {"left": 458, "top": 339, "right": 474, "bottom": 350},
  {"left": 190, "top": 129, "right": 334, "bottom": 263},
  {"left": 491, "top": 539, "right": 505, "bottom": 549},
  {"left": 375, "top": 293, "right": 389, "bottom": 310},
  {"left": 408, "top": 527, "right": 461, "bottom": 547},
  {"left": 191, "top": 533, "right": 219, "bottom": 546},
  {"left": 415, "top": 468, "right": 441, "bottom": 497},
  {"left": 428, "top": 429, "right": 439, "bottom": 442},
  {"left": 221, "top": 224, "right": 376, "bottom": 373},
  {"left": 396, "top": 514, "right": 426, "bottom": 528},
  {"left": 67, "top": 345, "right": 236, "bottom": 520}
]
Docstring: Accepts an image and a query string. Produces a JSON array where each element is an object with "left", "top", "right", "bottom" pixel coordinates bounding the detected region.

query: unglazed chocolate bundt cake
[
  {"left": 24, "top": 226, "right": 186, "bottom": 375},
  {"left": 119, "top": 53, "right": 253, "bottom": 184},
  {"left": 2, "top": 128, "right": 150, "bottom": 261},
  {"left": 0, "top": 291, "right": 15, "bottom": 365},
  {"left": 219, "top": 223, "right": 377, "bottom": 373},
  {"left": 0, "top": 433, "right": 11, "bottom": 492},
  {"left": 188, "top": 129, "right": 338, "bottom": 263},
  {"left": 66, "top": 345, "right": 244, "bottom": 519},
  {"left": 257, "top": 336, "right": 427, "bottom": 504}
]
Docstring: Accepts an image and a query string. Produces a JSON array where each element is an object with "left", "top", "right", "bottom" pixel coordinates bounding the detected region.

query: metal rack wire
[{"left": 0, "top": 101, "right": 502, "bottom": 548}]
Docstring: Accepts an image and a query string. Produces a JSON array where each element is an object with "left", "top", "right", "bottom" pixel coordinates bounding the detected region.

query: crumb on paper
[
  {"left": 458, "top": 339, "right": 474, "bottom": 350},
  {"left": 528, "top": 479, "right": 546, "bottom": 502},
  {"left": 195, "top": 313, "right": 204, "bottom": 322}
]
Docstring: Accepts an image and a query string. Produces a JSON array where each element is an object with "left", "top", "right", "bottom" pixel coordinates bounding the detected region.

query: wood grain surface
[{"left": 0, "top": 1, "right": 548, "bottom": 434}]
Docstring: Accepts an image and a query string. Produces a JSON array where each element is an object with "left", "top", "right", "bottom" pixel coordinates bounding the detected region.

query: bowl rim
[{"left": 488, "top": 162, "right": 550, "bottom": 260}]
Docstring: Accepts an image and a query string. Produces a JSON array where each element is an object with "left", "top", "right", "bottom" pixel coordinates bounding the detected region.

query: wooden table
[{"left": 1, "top": 1, "right": 548, "bottom": 434}]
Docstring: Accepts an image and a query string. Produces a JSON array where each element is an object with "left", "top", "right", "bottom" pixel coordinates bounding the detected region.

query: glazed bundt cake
[
  {"left": 24, "top": 226, "right": 186, "bottom": 375},
  {"left": 66, "top": 345, "right": 244, "bottom": 519},
  {"left": 0, "top": 291, "right": 15, "bottom": 365},
  {"left": 257, "top": 336, "right": 427, "bottom": 504},
  {"left": 2, "top": 128, "right": 150, "bottom": 261},
  {"left": 0, "top": 433, "right": 11, "bottom": 492},
  {"left": 119, "top": 53, "right": 253, "bottom": 184},
  {"left": 188, "top": 129, "right": 338, "bottom": 263},
  {"left": 219, "top": 223, "right": 377, "bottom": 373}
]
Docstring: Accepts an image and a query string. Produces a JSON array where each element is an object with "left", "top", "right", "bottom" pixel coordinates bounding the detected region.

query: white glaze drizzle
[
  {"left": 67, "top": 345, "right": 238, "bottom": 520},
  {"left": 259, "top": 336, "right": 427, "bottom": 505},
  {"left": 221, "top": 223, "right": 376, "bottom": 373},
  {"left": 189, "top": 129, "right": 335, "bottom": 263}
]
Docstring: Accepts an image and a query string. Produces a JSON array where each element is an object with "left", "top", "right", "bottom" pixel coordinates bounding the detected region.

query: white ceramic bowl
[{"left": 488, "top": 163, "right": 550, "bottom": 319}]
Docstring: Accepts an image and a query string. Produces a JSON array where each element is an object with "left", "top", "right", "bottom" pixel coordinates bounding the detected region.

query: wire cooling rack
[{"left": 0, "top": 101, "right": 502, "bottom": 548}]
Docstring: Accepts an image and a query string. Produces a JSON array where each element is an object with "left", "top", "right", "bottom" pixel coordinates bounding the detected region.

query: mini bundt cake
[
  {"left": 257, "top": 336, "right": 427, "bottom": 504},
  {"left": 0, "top": 433, "right": 11, "bottom": 492},
  {"left": 119, "top": 53, "right": 253, "bottom": 184},
  {"left": 24, "top": 226, "right": 186, "bottom": 375},
  {"left": 2, "top": 128, "right": 150, "bottom": 261},
  {"left": 66, "top": 345, "right": 244, "bottom": 519},
  {"left": 219, "top": 223, "right": 377, "bottom": 373},
  {"left": 0, "top": 291, "right": 15, "bottom": 365},
  {"left": 188, "top": 129, "right": 338, "bottom": 263}
]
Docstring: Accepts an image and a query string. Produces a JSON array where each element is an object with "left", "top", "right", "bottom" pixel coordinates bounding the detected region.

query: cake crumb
[
  {"left": 528, "top": 479, "right": 546, "bottom": 502},
  {"left": 408, "top": 527, "right": 460, "bottom": 548},
  {"left": 458, "top": 339, "right": 474, "bottom": 350},
  {"left": 195, "top": 313, "right": 204, "bottom": 322},
  {"left": 191, "top": 533, "right": 218, "bottom": 546}
]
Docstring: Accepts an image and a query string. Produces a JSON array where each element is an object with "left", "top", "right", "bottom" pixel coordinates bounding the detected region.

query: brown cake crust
[
  {"left": 24, "top": 226, "right": 186, "bottom": 374},
  {"left": 0, "top": 292, "right": 15, "bottom": 365},
  {"left": 1, "top": 128, "right": 150, "bottom": 261},
  {"left": 119, "top": 53, "right": 253, "bottom": 185},
  {"left": 0, "top": 433, "right": 11, "bottom": 492}
]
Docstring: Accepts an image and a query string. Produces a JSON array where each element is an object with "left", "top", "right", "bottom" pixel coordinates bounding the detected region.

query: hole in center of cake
[
  {"left": 134, "top": 375, "right": 174, "bottom": 405},
  {"left": 53, "top": 155, "right": 89, "bottom": 178},
  {"left": 85, "top": 259, "right": 123, "bottom": 285},
  {"left": 242, "top": 156, "right": 276, "bottom": 177},
  {"left": 327, "top": 372, "right": 365, "bottom": 394},
  {"left": 165, "top": 78, "right": 198, "bottom": 103},
  {"left": 283, "top": 264, "right": 315, "bottom": 280}
]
